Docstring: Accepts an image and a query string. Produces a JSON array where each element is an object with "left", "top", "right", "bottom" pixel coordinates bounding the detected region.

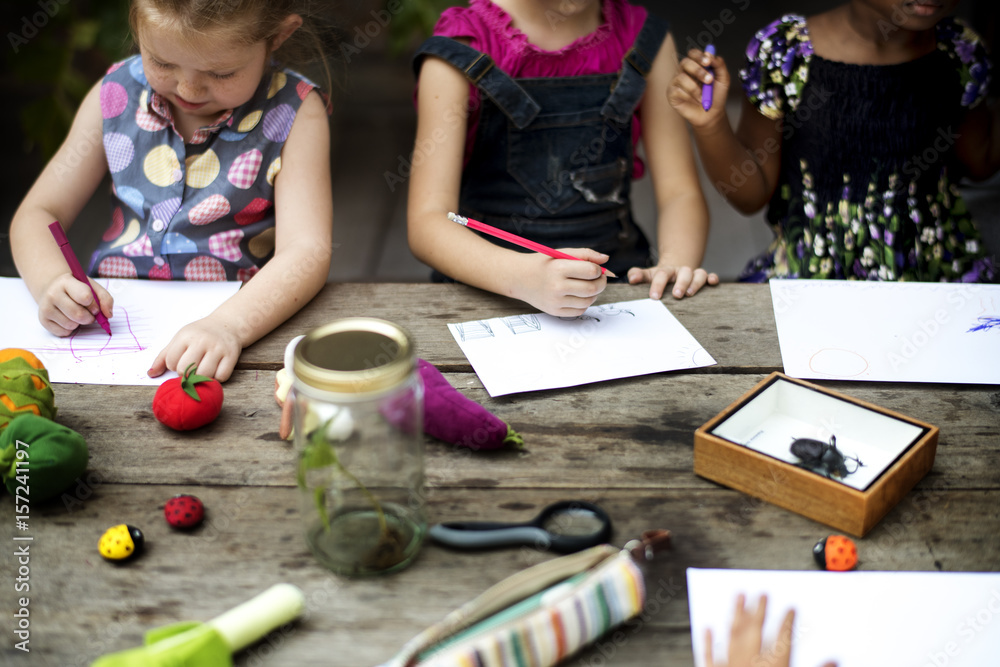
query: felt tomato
[{"left": 152, "top": 364, "right": 223, "bottom": 431}]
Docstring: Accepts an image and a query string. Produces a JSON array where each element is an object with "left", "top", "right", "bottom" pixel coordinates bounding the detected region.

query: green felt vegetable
[
  {"left": 0, "top": 349, "right": 56, "bottom": 432},
  {"left": 1, "top": 414, "right": 88, "bottom": 503}
]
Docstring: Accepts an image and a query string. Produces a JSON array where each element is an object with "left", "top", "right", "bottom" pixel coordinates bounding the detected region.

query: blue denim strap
[
  {"left": 413, "top": 37, "right": 541, "bottom": 129},
  {"left": 601, "top": 14, "right": 670, "bottom": 123}
]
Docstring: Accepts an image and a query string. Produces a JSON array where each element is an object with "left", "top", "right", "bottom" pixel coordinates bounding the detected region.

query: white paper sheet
[
  {"left": 1, "top": 277, "right": 241, "bottom": 385},
  {"left": 687, "top": 568, "right": 1000, "bottom": 667},
  {"left": 770, "top": 280, "right": 1000, "bottom": 384},
  {"left": 447, "top": 299, "right": 716, "bottom": 396}
]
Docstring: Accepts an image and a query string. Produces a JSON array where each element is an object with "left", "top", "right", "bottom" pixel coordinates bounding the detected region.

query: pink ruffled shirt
[{"left": 430, "top": 0, "right": 650, "bottom": 177}]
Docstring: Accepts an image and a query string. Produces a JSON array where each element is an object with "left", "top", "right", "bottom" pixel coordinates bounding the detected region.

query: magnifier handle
[{"left": 429, "top": 524, "right": 552, "bottom": 550}]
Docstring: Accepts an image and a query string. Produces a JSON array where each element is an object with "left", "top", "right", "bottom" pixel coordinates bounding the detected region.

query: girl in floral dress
[{"left": 668, "top": 0, "right": 998, "bottom": 282}]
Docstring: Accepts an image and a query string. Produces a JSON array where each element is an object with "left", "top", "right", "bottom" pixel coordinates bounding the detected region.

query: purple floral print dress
[{"left": 738, "top": 15, "right": 995, "bottom": 282}]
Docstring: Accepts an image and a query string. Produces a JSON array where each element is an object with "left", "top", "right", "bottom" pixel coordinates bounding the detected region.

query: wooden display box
[{"left": 694, "top": 373, "right": 938, "bottom": 537}]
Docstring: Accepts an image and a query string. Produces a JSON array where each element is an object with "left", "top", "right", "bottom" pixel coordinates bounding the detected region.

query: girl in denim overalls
[{"left": 409, "top": 0, "right": 719, "bottom": 317}]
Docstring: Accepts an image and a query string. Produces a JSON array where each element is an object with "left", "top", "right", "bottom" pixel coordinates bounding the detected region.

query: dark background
[{"left": 1, "top": 0, "right": 996, "bottom": 281}]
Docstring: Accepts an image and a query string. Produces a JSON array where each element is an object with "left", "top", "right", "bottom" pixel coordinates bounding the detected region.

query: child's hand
[
  {"left": 668, "top": 47, "right": 731, "bottom": 128},
  {"left": 148, "top": 316, "right": 242, "bottom": 383},
  {"left": 515, "top": 248, "right": 610, "bottom": 317},
  {"left": 627, "top": 262, "right": 718, "bottom": 300},
  {"left": 37, "top": 273, "right": 114, "bottom": 337},
  {"left": 704, "top": 594, "right": 837, "bottom": 667}
]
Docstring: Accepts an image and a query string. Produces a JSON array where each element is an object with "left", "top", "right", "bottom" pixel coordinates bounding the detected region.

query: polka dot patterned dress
[{"left": 90, "top": 56, "right": 322, "bottom": 282}]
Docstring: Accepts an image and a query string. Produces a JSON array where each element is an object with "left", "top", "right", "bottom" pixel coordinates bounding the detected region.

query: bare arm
[
  {"left": 668, "top": 48, "right": 782, "bottom": 215},
  {"left": 632, "top": 33, "right": 718, "bottom": 299},
  {"left": 955, "top": 97, "right": 1000, "bottom": 181},
  {"left": 407, "top": 56, "right": 608, "bottom": 316},
  {"left": 148, "top": 91, "right": 333, "bottom": 381},
  {"left": 10, "top": 81, "right": 114, "bottom": 334}
]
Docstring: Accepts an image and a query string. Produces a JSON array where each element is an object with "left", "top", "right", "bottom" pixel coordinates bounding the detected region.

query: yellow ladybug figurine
[{"left": 98, "top": 524, "right": 144, "bottom": 562}]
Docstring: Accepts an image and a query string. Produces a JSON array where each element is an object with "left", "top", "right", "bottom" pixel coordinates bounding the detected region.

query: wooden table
[{"left": 8, "top": 283, "right": 999, "bottom": 666}]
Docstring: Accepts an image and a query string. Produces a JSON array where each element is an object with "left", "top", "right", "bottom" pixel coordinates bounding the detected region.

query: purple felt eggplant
[{"left": 418, "top": 359, "right": 523, "bottom": 450}]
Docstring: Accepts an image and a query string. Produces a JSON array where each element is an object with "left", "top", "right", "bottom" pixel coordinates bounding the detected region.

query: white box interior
[{"left": 710, "top": 378, "right": 927, "bottom": 491}]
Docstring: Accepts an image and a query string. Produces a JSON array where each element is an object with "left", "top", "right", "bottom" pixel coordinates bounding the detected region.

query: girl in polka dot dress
[
  {"left": 668, "top": 1, "right": 998, "bottom": 283},
  {"left": 10, "top": 0, "right": 335, "bottom": 382}
]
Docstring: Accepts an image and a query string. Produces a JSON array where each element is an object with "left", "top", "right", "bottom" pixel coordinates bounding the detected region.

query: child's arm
[
  {"left": 668, "top": 48, "right": 782, "bottom": 215},
  {"left": 10, "top": 81, "right": 114, "bottom": 336},
  {"left": 147, "top": 92, "right": 332, "bottom": 382},
  {"left": 407, "top": 56, "right": 609, "bottom": 318},
  {"left": 629, "top": 34, "right": 719, "bottom": 300},
  {"left": 956, "top": 97, "right": 1000, "bottom": 181}
]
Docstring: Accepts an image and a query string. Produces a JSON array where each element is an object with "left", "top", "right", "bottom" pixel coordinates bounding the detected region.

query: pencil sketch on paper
[
  {"left": 447, "top": 299, "right": 717, "bottom": 397},
  {"left": 4, "top": 276, "right": 241, "bottom": 385},
  {"left": 676, "top": 344, "right": 715, "bottom": 366},
  {"left": 455, "top": 320, "right": 495, "bottom": 342},
  {"left": 28, "top": 307, "right": 148, "bottom": 362},
  {"left": 594, "top": 304, "right": 635, "bottom": 317},
  {"left": 502, "top": 314, "right": 541, "bottom": 335},
  {"left": 559, "top": 304, "right": 636, "bottom": 323},
  {"left": 808, "top": 347, "right": 870, "bottom": 378},
  {"left": 769, "top": 280, "right": 1000, "bottom": 384}
]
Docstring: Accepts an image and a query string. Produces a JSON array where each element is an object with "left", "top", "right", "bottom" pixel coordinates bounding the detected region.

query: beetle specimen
[{"left": 790, "top": 435, "right": 864, "bottom": 479}]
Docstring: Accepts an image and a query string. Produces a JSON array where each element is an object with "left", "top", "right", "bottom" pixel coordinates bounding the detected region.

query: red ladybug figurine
[
  {"left": 153, "top": 364, "right": 223, "bottom": 431},
  {"left": 164, "top": 494, "right": 205, "bottom": 529},
  {"left": 813, "top": 535, "right": 858, "bottom": 571}
]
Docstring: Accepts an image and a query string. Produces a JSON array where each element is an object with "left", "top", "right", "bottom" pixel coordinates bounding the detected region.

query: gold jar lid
[{"left": 293, "top": 318, "right": 414, "bottom": 395}]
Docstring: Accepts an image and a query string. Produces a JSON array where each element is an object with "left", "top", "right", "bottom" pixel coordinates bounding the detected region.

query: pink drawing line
[{"left": 67, "top": 307, "right": 146, "bottom": 362}]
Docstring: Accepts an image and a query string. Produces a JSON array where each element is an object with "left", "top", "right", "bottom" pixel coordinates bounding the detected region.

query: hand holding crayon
[{"left": 48, "top": 221, "right": 112, "bottom": 336}]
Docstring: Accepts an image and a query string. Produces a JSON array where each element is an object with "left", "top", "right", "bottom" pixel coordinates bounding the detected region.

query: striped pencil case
[{"left": 377, "top": 530, "right": 671, "bottom": 667}]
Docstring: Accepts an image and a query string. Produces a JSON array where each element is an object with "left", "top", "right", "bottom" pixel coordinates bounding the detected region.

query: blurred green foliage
[
  {"left": 6, "top": 0, "right": 457, "bottom": 158},
  {"left": 385, "top": 0, "right": 460, "bottom": 55},
  {"left": 7, "top": 0, "right": 131, "bottom": 159}
]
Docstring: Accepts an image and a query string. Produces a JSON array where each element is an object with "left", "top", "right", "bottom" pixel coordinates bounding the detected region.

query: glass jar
[{"left": 291, "top": 318, "right": 426, "bottom": 576}]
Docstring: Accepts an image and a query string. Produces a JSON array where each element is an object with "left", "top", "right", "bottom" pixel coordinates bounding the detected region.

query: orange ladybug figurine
[{"left": 813, "top": 534, "right": 858, "bottom": 571}]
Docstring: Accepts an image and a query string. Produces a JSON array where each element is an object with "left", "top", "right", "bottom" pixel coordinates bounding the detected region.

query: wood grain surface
[{"left": 3, "top": 283, "right": 998, "bottom": 666}]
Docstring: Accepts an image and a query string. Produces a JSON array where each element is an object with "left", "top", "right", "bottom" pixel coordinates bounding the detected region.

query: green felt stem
[
  {"left": 180, "top": 363, "right": 213, "bottom": 402},
  {"left": 504, "top": 424, "right": 525, "bottom": 449}
]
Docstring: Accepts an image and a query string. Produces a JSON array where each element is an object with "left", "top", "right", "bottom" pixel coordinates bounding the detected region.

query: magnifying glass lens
[{"left": 542, "top": 509, "right": 605, "bottom": 537}]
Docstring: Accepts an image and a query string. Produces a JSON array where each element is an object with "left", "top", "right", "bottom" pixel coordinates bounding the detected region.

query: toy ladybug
[
  {"left": 153, "top": 363, "right": 223, "bottom": 431},
  {"left": 813, "top": 535, "right": 858, "bottom": 571},
  {"left": 164, "top": 494, "right": 205, "bottom": 530},
  {"left": 98, "top": 524, "right": 144, "bottom": 562}
]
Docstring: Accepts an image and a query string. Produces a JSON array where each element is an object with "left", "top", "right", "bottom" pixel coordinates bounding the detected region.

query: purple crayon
[{"left": 701, "top": 44, "right": 716, "bottom": 112}]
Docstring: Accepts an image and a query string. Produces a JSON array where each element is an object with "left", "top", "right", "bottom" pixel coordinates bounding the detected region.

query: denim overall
[{"left": 413, "top": 14, "right": 669, "bottom": 280}]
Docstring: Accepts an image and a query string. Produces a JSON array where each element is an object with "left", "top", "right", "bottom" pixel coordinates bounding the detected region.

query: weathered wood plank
[
  {"left": 238, "top": 283, "right": 783, "bottom": 371},
  {"left": 14, "top": 485, "right": 998, "bottom": 666},
  {"left": 52, "top": 372, "right": 1000, "bottom": 490}
]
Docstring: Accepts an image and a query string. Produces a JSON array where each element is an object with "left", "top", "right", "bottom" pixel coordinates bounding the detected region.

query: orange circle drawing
[{"left": 808, "top": 348, "right": 870, "bottom": 377}]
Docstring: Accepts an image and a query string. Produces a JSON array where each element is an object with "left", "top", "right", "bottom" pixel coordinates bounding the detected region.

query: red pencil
[
  {"left": 447, "top": 212, "right": 613, "bottom": 276},
  {"left": 48, "top": 221, "right": 112, "bottom": 336}
]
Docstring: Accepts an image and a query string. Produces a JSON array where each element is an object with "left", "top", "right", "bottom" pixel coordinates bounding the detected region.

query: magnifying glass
[{"left": 428, "top": 500, "right": 613, "bottom": 554}]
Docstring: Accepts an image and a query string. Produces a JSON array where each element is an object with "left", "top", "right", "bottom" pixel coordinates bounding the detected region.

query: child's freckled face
[{"left": 138, "top": 24, "right": 269, "bottom": 124}]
